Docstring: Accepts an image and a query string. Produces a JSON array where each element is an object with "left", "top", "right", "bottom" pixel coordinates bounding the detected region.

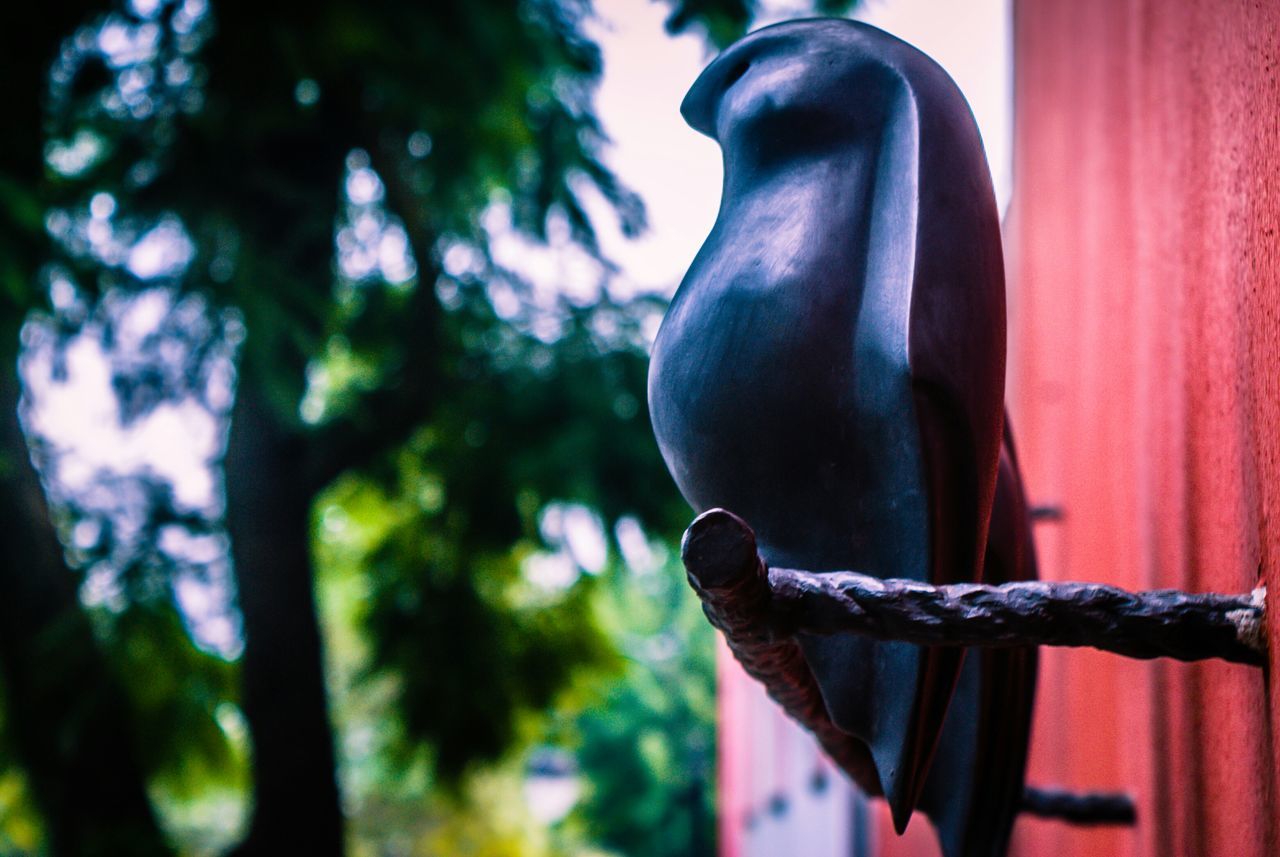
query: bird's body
[{"left": 648, "top": 19, "right": 1037, "bottom": 857}]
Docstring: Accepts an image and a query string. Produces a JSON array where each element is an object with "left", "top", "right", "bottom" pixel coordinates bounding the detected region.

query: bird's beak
[
  {"left": 680, "top": 47, "right": 744, "bottom": 138},
  {"left": 681, "top": 27, "right": 785, "bottom": 138}
]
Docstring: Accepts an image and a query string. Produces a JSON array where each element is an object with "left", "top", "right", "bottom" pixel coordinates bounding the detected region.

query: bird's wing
[
  {"left": 920, "top": 424, "right": 1039, "bottom": 857},
  {"left": 881, "top": 27, "right": 1012, "bottom": 830}
]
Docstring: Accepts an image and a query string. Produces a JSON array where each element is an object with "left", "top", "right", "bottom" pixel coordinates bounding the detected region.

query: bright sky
[{"left": 589, "top": 0, "right": 1012, "bottom": 295}]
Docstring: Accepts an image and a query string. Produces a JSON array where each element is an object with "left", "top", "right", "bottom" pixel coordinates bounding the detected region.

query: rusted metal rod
[
  {"left": 683, "top": 509, "right": 1267, "bottom": 668},
  {"left": 1020, "top": 786, "right": 1137, "bottom": 826},
  {"left": 682, "top": 508, "right": 1261, "bottom": 827}
]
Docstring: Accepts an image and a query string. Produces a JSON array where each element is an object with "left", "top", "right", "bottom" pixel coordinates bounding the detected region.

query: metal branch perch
[
  {"left": 1020, "top": 786, "right": 1138, "bottom": 826},
  {"left": 683, "top": 508, "right": 1267, "bottom": 668},
  {"left": 682, "top": 507, "right": 1267, "bottom": 827}
]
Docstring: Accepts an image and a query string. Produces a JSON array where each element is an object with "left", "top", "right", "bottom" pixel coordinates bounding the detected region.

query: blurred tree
[
  {"left": 0, "top": 3, "right": 175, "bottom": 854},
  {"left": 565, "top": 539, "right": 718, "bottom": 857},
  {"left": 0, "top": 0, "right": 852, "bottom": 855}
]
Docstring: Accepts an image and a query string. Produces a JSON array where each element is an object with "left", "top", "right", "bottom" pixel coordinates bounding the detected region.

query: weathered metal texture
[
  {"left": 1008, "top": 1, "right": 1280, "bottom": 855},
  {"left": 685, "top": 502, "right": 1041, "bottom": 855},
  {"left": 768, "top": 568, "right": 1265, "bottom": 667},
  {"left": 686, "top": 508, "right": 1265, "bottom": 667},
  {"left": 685, "top": 505, "right": 1277, "bottom": 844},
  {"left": 648, "top": 20, "right": 1032, "bottom": 852}
]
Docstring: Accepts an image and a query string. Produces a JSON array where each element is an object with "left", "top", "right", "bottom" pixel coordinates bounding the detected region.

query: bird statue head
[{"left": 682, "top": 20, "right": 899, "bottom": 146}]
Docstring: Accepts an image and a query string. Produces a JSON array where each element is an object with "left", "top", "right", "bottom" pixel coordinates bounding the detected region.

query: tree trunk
[
  {"left": 0, "top": 367, "right": 171, "bottom": 857},
  {"left": 224, "top": 382, "right": 344, "bottom": 856}
]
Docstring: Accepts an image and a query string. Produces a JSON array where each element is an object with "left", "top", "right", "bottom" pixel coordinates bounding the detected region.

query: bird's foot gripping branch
[{"left": 680, "top": 507, "right": 1268, "bottom": 826}]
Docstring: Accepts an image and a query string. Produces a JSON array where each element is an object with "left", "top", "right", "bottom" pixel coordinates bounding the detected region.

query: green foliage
[
  {"left": 0, "top": 0, "right": 861, "bottom": 853},
  {"left": 0, "top": 682, "right": 45, "bottom": 854},
  {"left": 567, "top": 556, "right": 717, "bottom": 857},
  {"left": 321, "top": 464, "right": 621, "bottom": 782},
  {"left": 663, "top": 0, "right": 756, "bottom": 48},
  {"left": 0, "top": 775, "right": 44, "bottom": 854},
  {"left": 105, "top": 604, "right": 246, "bottom": 800},
  {"left": 662, "top": 0, "right": 857, "bottom": 47}
]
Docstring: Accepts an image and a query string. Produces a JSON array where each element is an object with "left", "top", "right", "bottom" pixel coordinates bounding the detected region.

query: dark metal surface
[
  {"left": 648, "top": 19, "right": 1022, "bottom": 845},
  {"left": 686, "top": 508, "right": 1267, "bottom": 667},
  {"left": 769, "top": 566, "right": 1266, "bottom": 666},
  {"left": 681, "top": 508, "right": 1266, "bottom": 844},
  {"left": 681, "top": 507, "right": 884, "bottom": 795},
  {"left": 683, "top": 502, "right": 1042, "bottom": 857},
  {"left": 1020, "top": 787, "right": 1138, "bottom": 827},
  {"left": 1028, "top": 505, "right": 1065, "bottom": 522}
]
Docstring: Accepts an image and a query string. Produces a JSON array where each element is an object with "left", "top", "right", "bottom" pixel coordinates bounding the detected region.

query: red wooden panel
[{"left": 1007, "top": 1, "right": 1280, "bottom": 855}]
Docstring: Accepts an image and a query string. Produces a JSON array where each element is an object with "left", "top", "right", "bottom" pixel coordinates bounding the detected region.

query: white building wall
[{"left": 717, "top": 642, "right": 871, "bottom": 857}]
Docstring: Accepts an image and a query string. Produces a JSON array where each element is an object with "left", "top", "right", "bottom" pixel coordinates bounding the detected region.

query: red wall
[{"left": 1006, "top": 1, "right": 1280, "bottom": 855}]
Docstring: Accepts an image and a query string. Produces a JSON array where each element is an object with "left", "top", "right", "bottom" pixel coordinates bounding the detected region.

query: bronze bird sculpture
[{"left": 648, "top": 19, "right": 1037, "bottom": 857}]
